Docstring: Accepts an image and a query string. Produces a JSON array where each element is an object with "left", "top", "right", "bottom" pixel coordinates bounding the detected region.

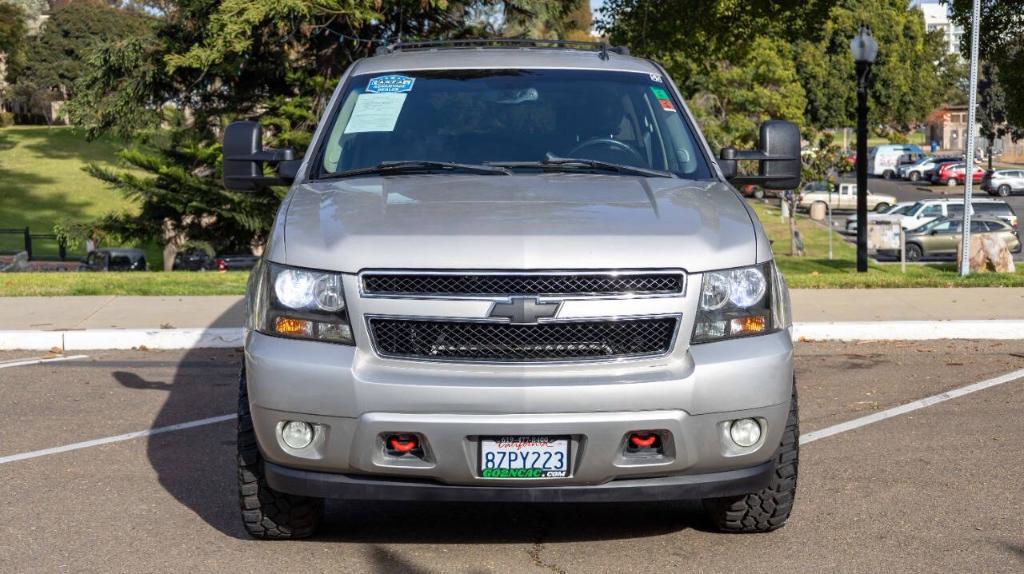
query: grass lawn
[
  {"left": 0, "top": 271, "right": 250, "bottom": 296},
  {"left": 0, "top": 126, "right": 157, "bottom": 262},
  {"left": 752, "top": 201, "right": 1024, "bottom": 288}
]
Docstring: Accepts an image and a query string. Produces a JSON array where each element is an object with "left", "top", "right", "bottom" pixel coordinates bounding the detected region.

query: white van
[{"left": 868, "top": 144, "right": 924, "bottom": 179}]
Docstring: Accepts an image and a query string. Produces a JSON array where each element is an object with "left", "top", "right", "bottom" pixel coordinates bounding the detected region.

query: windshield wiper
[
  {"left": 487, "top": 155, "right": 675, "bottom": 178},
  {"left": 319, "top": 160, "right": 511, "bottom": 180}
]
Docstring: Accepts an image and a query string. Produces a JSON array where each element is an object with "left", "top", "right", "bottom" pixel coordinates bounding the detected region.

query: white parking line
[
  {"left": 1, "top": 366, "right": 1022, "bottom": 466},
  {"left": 801, "top": 366, "right": 1024, "bottom": 444},
  {"left": 0, "top": 414, "right": 237, "bottom": 465},
  {"left": 0, "top": 354, "right": 89, "bottom": 369}
]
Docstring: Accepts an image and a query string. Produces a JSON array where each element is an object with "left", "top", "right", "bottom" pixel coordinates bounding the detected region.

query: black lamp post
[{"left": 850, "top": 26, "right": 878, "bottom": 273}]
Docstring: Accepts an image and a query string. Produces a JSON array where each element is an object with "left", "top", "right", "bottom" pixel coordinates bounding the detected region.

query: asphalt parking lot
[{"left": 2, "top": 342, "right": 1023, "bottom": 573}]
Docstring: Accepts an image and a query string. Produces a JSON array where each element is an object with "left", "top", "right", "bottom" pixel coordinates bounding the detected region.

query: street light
[{"left": 850, "top": 26, "right": 877, "bottom": 273}]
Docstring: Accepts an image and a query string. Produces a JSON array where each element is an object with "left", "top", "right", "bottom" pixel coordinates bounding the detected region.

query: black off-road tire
[
  {"left": 237, "top": 367, "right": 324, "bottom": 539},
  {"left": 703, "top": 387, "right": 799, "bottom": 533}
]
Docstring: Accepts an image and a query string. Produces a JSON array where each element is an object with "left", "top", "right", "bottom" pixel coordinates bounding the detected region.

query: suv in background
[
  {"left": 982, "top": 170, "right": 1024, "bottom": 197},
  {"left": 893, "top": 216, "right": 1022, "bottom": 261},
  {"left": 220, "top": 40, "right": 802, "bottom": 539},
  {"left": 891, "top": 198, "right": 1018, "bottom": 231},
  {"left": 932, "top": 162, "right": 984, "bottom": 186}
]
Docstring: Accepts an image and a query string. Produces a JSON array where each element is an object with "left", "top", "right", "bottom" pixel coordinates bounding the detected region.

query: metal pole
[
  {"left": 959, "top": 0, "right": 981, "bottom": 277},
  {"left": 856, "top": 60, "right": 870, "bottom": 272},
  {"left": 900, "top": 226, "right": 906, "bottom": 274},
  {"left": 827, "top": 202, "right": 833, "bottom": 260}
]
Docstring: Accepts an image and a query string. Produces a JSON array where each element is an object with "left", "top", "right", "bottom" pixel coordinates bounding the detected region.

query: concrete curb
[{"left": 1, "top": 321, "right": 1021, "bottom": 350}]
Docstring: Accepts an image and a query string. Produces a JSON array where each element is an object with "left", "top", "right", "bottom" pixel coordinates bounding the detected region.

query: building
[
  {"left": 921, "top": 3, "right": 963, "bottom": 57},
  {"left": 927, "top": 105, "right": 1024, "bottom": 163}
]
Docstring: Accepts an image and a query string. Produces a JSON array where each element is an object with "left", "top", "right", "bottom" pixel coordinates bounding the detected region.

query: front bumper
[
  {"left": 245, "top": 326, "right": 794, "bottom": 493},
  {"left": 265, "top": 459, "right": 775, "bottom": 502}
]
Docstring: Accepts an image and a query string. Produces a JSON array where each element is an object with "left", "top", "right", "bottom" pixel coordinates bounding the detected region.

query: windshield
[
  {"left": 886, "top": 204, "right": 914, "bottom": 215},
  {"left": 314, "top": 69, "right": 711, "bottom": 179}
]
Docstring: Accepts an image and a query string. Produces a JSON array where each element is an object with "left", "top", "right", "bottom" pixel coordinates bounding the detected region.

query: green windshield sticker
[{"left": 650, "top": 87, "right": 669, "bottom": 100}]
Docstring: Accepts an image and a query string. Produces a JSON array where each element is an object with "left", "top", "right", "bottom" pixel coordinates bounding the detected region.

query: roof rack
[{"left": 375, "top": 38, "right": 630, "bottom": 60}]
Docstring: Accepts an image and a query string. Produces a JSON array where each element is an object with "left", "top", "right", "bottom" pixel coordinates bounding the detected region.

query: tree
[
  {"left": 796, "top": 0, "right": 949, "bottom": 135},
  {"left": 977, "top": 62, "right": 1023, "bottom": 169},
  {"left": 596, "top": 0, "right": 834, "bottom": 96},
  {"left": 689, "top": 36, "right": 807, "bottom": 151},
  {"left": 13, "top": 0, "right": 152, "bottom": 122},
  {"left": 948, "top": 0, "right": 1024, "bottom": 132},
  {"left": 0, "top": 3, "right": 27, "bottom": 93},
  {"left": 68, "top": 0, "right": 582, "bottom": 268}
]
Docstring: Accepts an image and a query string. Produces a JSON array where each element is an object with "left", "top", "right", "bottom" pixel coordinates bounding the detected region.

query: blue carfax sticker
[{"left": 367, "top": 75, "right": 415, "bottom": 93}]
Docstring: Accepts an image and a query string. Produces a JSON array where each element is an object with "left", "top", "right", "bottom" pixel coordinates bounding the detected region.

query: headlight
[
  {"left": 251, "top": 262, "right": 354, "bottom": 345},
  {"left": 692, "top": 262, "right": 789, "bottom": 344}
]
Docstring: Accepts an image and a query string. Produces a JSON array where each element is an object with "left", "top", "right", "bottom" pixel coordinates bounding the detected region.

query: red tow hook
[
  {"left": 629, "top": 433, "right": 657, "bottom": 448},
  {"left": 388, "top": 435, "right": 418, "bottom": 454}
]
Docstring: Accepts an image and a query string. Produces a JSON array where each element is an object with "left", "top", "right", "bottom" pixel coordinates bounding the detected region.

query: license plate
[{"left": 479, "top": 436, "right": 570, "bottom": 479}]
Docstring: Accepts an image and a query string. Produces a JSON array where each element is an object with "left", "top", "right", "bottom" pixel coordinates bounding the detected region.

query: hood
[{"left": 273, "top": 173, "right": 762, "bottom": 273}]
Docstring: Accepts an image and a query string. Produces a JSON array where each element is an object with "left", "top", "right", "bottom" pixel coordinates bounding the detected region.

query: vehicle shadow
[{"left": 120, "top": 299, "right": 706, "bottom": 543}]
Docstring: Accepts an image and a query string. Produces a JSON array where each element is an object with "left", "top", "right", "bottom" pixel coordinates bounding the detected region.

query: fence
[{"left": 0, "top": 227, "right": 83, "bottom": 261}]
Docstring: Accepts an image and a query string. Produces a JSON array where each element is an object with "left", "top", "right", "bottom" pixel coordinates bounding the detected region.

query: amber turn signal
[
  {"left": 730, "top": 314, "right": 766, "bottom": 335},
  {"left": 275, "top": 316, "right": 313, "bottom": 337}
]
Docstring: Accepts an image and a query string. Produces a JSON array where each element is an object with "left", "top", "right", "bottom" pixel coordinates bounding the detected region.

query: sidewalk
[{"left": 1, "top": 289, "right": 1022, "bottom": 330}]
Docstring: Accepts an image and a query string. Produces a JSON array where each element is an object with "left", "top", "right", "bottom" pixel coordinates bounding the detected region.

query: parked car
[
  {"left": 844, "top": 201, "right": 917, "bottom": 233},
  {"left": 969, "top": 199, "right": 1020, "bottom": 230},
  {"left": 798, "top": 182, "right": 896, "bottom": 212},
  {"left": 932, "top": 162, "right": 985, "bottom": 186},
  {"left": 173, "top": 248, "right": 215, "bottom": 271},
  {"left": 900, "top": 156, "right": 956, "bottom": 182},
  {"left": 216, "top": 253, "right": 259, "bottom": 270},
  {"left": 173, "top": 249, "right": 259, "bottom": 271},
  {"left": 890, "top": 216, "right": 1021, "bottom": 261},
  {"left": 895, "top": 198, "right": 1019, "bottom": 231},
  {"left": 868, "top": 144, "right": 924, "bottom": 179},
  {"left": 981, "top": 169, "right": 1024, "bottom": 197},
  {"left": 918, "top": 157, "right": 961, "bottom": 181},
  {"left": 78, "top": 248, "right": 148, "bottom": 272},
  {"left": 219, "top": 40, "right": 804, "bottom": 538}
]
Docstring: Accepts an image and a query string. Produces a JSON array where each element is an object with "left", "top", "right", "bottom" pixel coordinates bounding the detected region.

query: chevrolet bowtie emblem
[{"left": 488, "top": 297, "right": 561, "bottom": 324}]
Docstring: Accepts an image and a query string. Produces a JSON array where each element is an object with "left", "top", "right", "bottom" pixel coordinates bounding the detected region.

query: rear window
[{"left": 974, "top": 203, "right": 1013, "bottom": 216}]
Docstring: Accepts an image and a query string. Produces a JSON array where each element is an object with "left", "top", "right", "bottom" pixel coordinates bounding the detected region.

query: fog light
[
  {"left": 281, "top": 421, "right": 314, "bottom": 449},
  {"left": 729, "top": 418, "right": 762, "bottom": 447}
]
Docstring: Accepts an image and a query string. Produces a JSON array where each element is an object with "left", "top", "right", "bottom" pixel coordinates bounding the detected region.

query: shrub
[{"left": 0, "top": 112, "right": 14, "bottom": 127}]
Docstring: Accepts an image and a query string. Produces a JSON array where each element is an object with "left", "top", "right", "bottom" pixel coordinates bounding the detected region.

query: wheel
[
  {"left": 947, "top": 178, "right": 959, "bottom": 187},
  {"left": 905, "top": 243, "right": 923, "bottom": 261},
  {"left": 909, "top": 171, "right": 920, "bottom": 182},
  {"left": 882, "top": 170, "right": 894, "bottom": 180},
  {"left": 703, "top": 386, "right": 799, "bottom": 533},
  {"left": 997, "top": 185, "right": 1011, "bottom": 197},
  {"left": 237, "top": 366, "right": 324, "bottom": 539},
  {"left": 874, "top": 202, "right": 890, "bottom": 212},
  {"left": 753, "top": 188, "right": 765, "bottom": 200}
]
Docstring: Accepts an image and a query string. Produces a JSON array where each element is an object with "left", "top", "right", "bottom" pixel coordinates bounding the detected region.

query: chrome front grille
[
  {"left": 368, "top": 317, "right": 678, "bottom": 362},
  {"left": 361, "top": 271, "right": 684, "bottom": 297}
]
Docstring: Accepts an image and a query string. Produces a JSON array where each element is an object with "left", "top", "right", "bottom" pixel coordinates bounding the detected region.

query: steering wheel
[{"left": 567, "top": 138, "right": 645, "bottom": 164}]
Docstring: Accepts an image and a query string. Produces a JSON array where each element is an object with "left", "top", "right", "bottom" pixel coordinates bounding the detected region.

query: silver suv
[{"left": 223, "top": 40, "right": 801, "bottom": 539}]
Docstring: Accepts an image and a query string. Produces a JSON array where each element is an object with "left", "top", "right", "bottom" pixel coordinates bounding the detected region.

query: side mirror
[
  {"left": 222, "top": 121, "right": 302, "bottom": 191},
  {"left": 719, "top": 120, "right": 802, "bottom": 190}
]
